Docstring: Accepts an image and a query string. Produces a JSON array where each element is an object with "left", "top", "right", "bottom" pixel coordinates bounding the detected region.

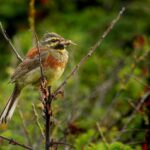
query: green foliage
[
  {"left": 110, "top": 142, "right": 133, "bottom": 150},
  {"left": 87, "top": 143, "right": 108, "bottom": 150},
  {"left": 75, "top": 129, "right": 95, "bottom": 150},
  {"left": 75, "top": 141, "right": 133, "bottom": 150}
]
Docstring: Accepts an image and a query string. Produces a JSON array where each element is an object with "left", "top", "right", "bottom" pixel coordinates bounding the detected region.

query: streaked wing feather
[{"left": 11, "top": 51, "right": 48, "bottom": 83}]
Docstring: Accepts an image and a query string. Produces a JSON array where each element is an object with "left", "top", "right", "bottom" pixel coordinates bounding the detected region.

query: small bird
[{"left": 0, "top": 32, "right": 74, "bottom": 124}]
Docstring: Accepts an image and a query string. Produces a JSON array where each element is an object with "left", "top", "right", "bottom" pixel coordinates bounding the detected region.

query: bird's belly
[
  {"left": 19, "top": 67, "right": 64, "bottom": 86},
  {"left": 44, "top": 67, "right": 65, "bottom": 85}
]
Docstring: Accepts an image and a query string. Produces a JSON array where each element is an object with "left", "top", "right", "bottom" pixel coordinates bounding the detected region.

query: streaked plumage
[{"left": 0, "top": 32, "right": 72, "bottom": 123}]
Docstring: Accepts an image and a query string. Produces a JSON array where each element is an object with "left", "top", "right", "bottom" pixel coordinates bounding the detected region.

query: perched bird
[{"left": 0, "top": 32, "right": 74, "bottom": 124}]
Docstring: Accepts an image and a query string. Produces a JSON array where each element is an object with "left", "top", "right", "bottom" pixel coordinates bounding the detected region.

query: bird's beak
[{"left": 60, "top": 39, "right": 77, "bottom": 46}]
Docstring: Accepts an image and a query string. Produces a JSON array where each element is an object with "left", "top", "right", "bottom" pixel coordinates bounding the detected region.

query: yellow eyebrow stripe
[{"left": 45, "top": 37, "right": 59, "bottom": 42}]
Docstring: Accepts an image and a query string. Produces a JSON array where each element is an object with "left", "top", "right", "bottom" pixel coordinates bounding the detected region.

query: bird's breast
[
  {"left": 43, "top": 54, "right": 67, "bottom": 69},
  {"left": 17, "top": 50, "right": 68, "bottom": 86},
  {"left": 42, "top": 51, "right": 68, "bottom": 85}
]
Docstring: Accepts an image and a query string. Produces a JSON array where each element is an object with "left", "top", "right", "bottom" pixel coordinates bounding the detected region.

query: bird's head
[{"left": 40, "top": 32, "right": 75, "bottom": 50}]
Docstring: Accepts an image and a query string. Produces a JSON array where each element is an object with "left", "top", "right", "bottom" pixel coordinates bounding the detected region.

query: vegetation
[{"left": 0, "top": 0, "right": 150, "bottom": 149}]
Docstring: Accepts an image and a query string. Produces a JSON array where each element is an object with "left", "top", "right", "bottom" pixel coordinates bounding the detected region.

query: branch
[
  {"left": 0, "top": 22, "right": 23, "bottom": 62},
  {"left": 29, "top": 0, "right": 35, "bottom": 33},
  {"left": 114, "top": 92, "right": 150, "bottom": 141},
  {"left": 96, "top": 122, "right": 109, "bottom": 149},
  {"left": 18, "top": 109, "right": 32, "bottom": 147},
  {"left": 98, "top": 43, "right": 150, "bottom": 127},
  {"left": 0, "top": 135, "right": 33, "bottom": 150},
  {"left": 32, "top": 103, "right": 45, "bottom": 139},
  {"left": 44, "top": 87, "right": 52, "bottom": 150},
  {"left": 54, "top": 7, "right": 125, "bottom": 96},
  {"left": 34, "top": 31, "right": 52, "bottom": 150},
  {"left": 34, "top": 32, "right": 45, "bottom": 80}
]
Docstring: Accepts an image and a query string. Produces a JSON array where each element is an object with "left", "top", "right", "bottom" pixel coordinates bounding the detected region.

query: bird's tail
[{"left": 0, "top": 84, "right": 21, "bottom": 124}]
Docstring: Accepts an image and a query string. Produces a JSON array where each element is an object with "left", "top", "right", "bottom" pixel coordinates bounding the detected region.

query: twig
[
  {"left": 99, "top": 90, "right": 122, "bottom": 125},
  {"left": 0, "top": 22, "right": 23, "bottom": 62},
  {"left": 54, "top": 7, "right": 125, "bottom": 96},
  {"left": 126, "top": 140, "right": 145, "bottom": 145},
  {"left": 29, "top": 0, "right": 35, "bottom": 33},
  {"left": 32, "top": 103, "right": 45, "bottom": 139},
  {"left": 45, "top": 87, "right": 52, "bottom": 150},
  {"left": 114, "top": 92, "right": 150, "bottom": 141},
  {"left": 127, "top": 73, "right": 150, "bottom": 89},
  {"left": 110, "top": 128, "right": 149, "bottom": 133},
  {"left": 96, "top": 122, "right": 109, "bottom": 149},
  {"left": 99, "top": 56, "right": 139, "bottom": 125},
  {"left": 34, "top": 31, "right": 52, "bottom": 150},
  {"left": 0, "top": 135, "right": 33, "bottom": 150},
  {"left": 34, "top": 32, "right": 44, "bottom": 79},
  {"left": 18, "top": 109, "right": 32, "bottom": 147},
  {"left": 125, "top": 98, "right": 141, "bottom": 112}
]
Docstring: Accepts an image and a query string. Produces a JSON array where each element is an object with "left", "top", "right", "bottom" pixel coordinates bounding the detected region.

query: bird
[{"left": 0, "top": 32, "right": 74, "bottom": 124}]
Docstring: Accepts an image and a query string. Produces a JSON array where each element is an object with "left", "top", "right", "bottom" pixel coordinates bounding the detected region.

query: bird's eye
[{"left": 51, "top": 39, "right": 59, "bottom": 42}]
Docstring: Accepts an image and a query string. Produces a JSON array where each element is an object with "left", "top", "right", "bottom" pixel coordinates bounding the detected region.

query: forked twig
[
  {"left": 0, "top": 22, "right": 23, "bottom": 62},
  {"left": 54, "top": 7, "right": 125, "bottom": 96},
  {"left": 0, "top": 135, "right": 33, "bottom": 150}
]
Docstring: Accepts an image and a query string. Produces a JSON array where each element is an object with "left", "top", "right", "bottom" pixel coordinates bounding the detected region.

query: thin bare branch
[
  {"left": 54, "top": 7, "right": 125, "bottom": 95},
  {"left": 128, "top": 73, "right": 150, "bottom": 89},
  {"left": 125, "top": 98, "right": 140, "bottom": 112},
  {"left": 96, "top": 122, "right": 109, "bottom": 149},
  {"left": 0, "top": 22, "right": 23, "bottom": 62},
  {"left": 32, "top": 103, "right": 45, "bottom": 139},
  {"left": 109, "top": 128, "right": 149, "bottom": 134},
  {"left": 34, "top": 31, "right": 52, "bottom": 150},
  {"left": 99, "top": 57, "right": 139, "bottom": 125},
  {"left": 114, "top": 92, "right": 150, "bottom": 141},
  {"left": 34, "top": 32, "right": 45, "bottom": 80},
  {"left": 29, "top": 0, "right": 35, "bottom": 33},
  {"left": 45, "top": 86, "right": 52, "bottom": 150},
  {"left": 0, "top": 135, "right": 33, "bottom": 150},
  {"left": 126, "top": 141, "right": 145, "bottom": 145},
  {"left": 18, "top": 109, "right": 32, "bottom": 147}
]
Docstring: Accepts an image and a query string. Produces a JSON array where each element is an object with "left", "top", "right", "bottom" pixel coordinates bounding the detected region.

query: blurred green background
[{"left": 0, "top": 0, "right": 150, "bottom": 150}]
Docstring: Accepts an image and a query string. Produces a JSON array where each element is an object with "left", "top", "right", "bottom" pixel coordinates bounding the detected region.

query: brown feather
[
  {"left": 43, "top": 55, "right": 66, "bottom": 69},
  {"left": 26, "top": 47, "right": 47, "bottom": 59},
  {"left": 0, "top": 84, "right": 21, "bottom": 123}
]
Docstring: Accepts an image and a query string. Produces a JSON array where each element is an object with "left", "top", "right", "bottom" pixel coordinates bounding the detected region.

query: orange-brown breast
[
  {"left": 43, "top": 55, "right": 66, "bottom": 69},
  {"left": 26, "top": 47, "right": 47, "bottom": 59}
]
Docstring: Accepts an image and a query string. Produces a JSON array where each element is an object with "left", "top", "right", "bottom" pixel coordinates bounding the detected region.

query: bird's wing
[{"left": 11, "top": 49, "right": 48, "bottom": 83}]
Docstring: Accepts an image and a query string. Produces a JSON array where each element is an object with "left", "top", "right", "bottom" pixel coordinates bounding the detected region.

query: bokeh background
[{"left": 0, "top": 0, "right": 150, "bottom": 150}]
